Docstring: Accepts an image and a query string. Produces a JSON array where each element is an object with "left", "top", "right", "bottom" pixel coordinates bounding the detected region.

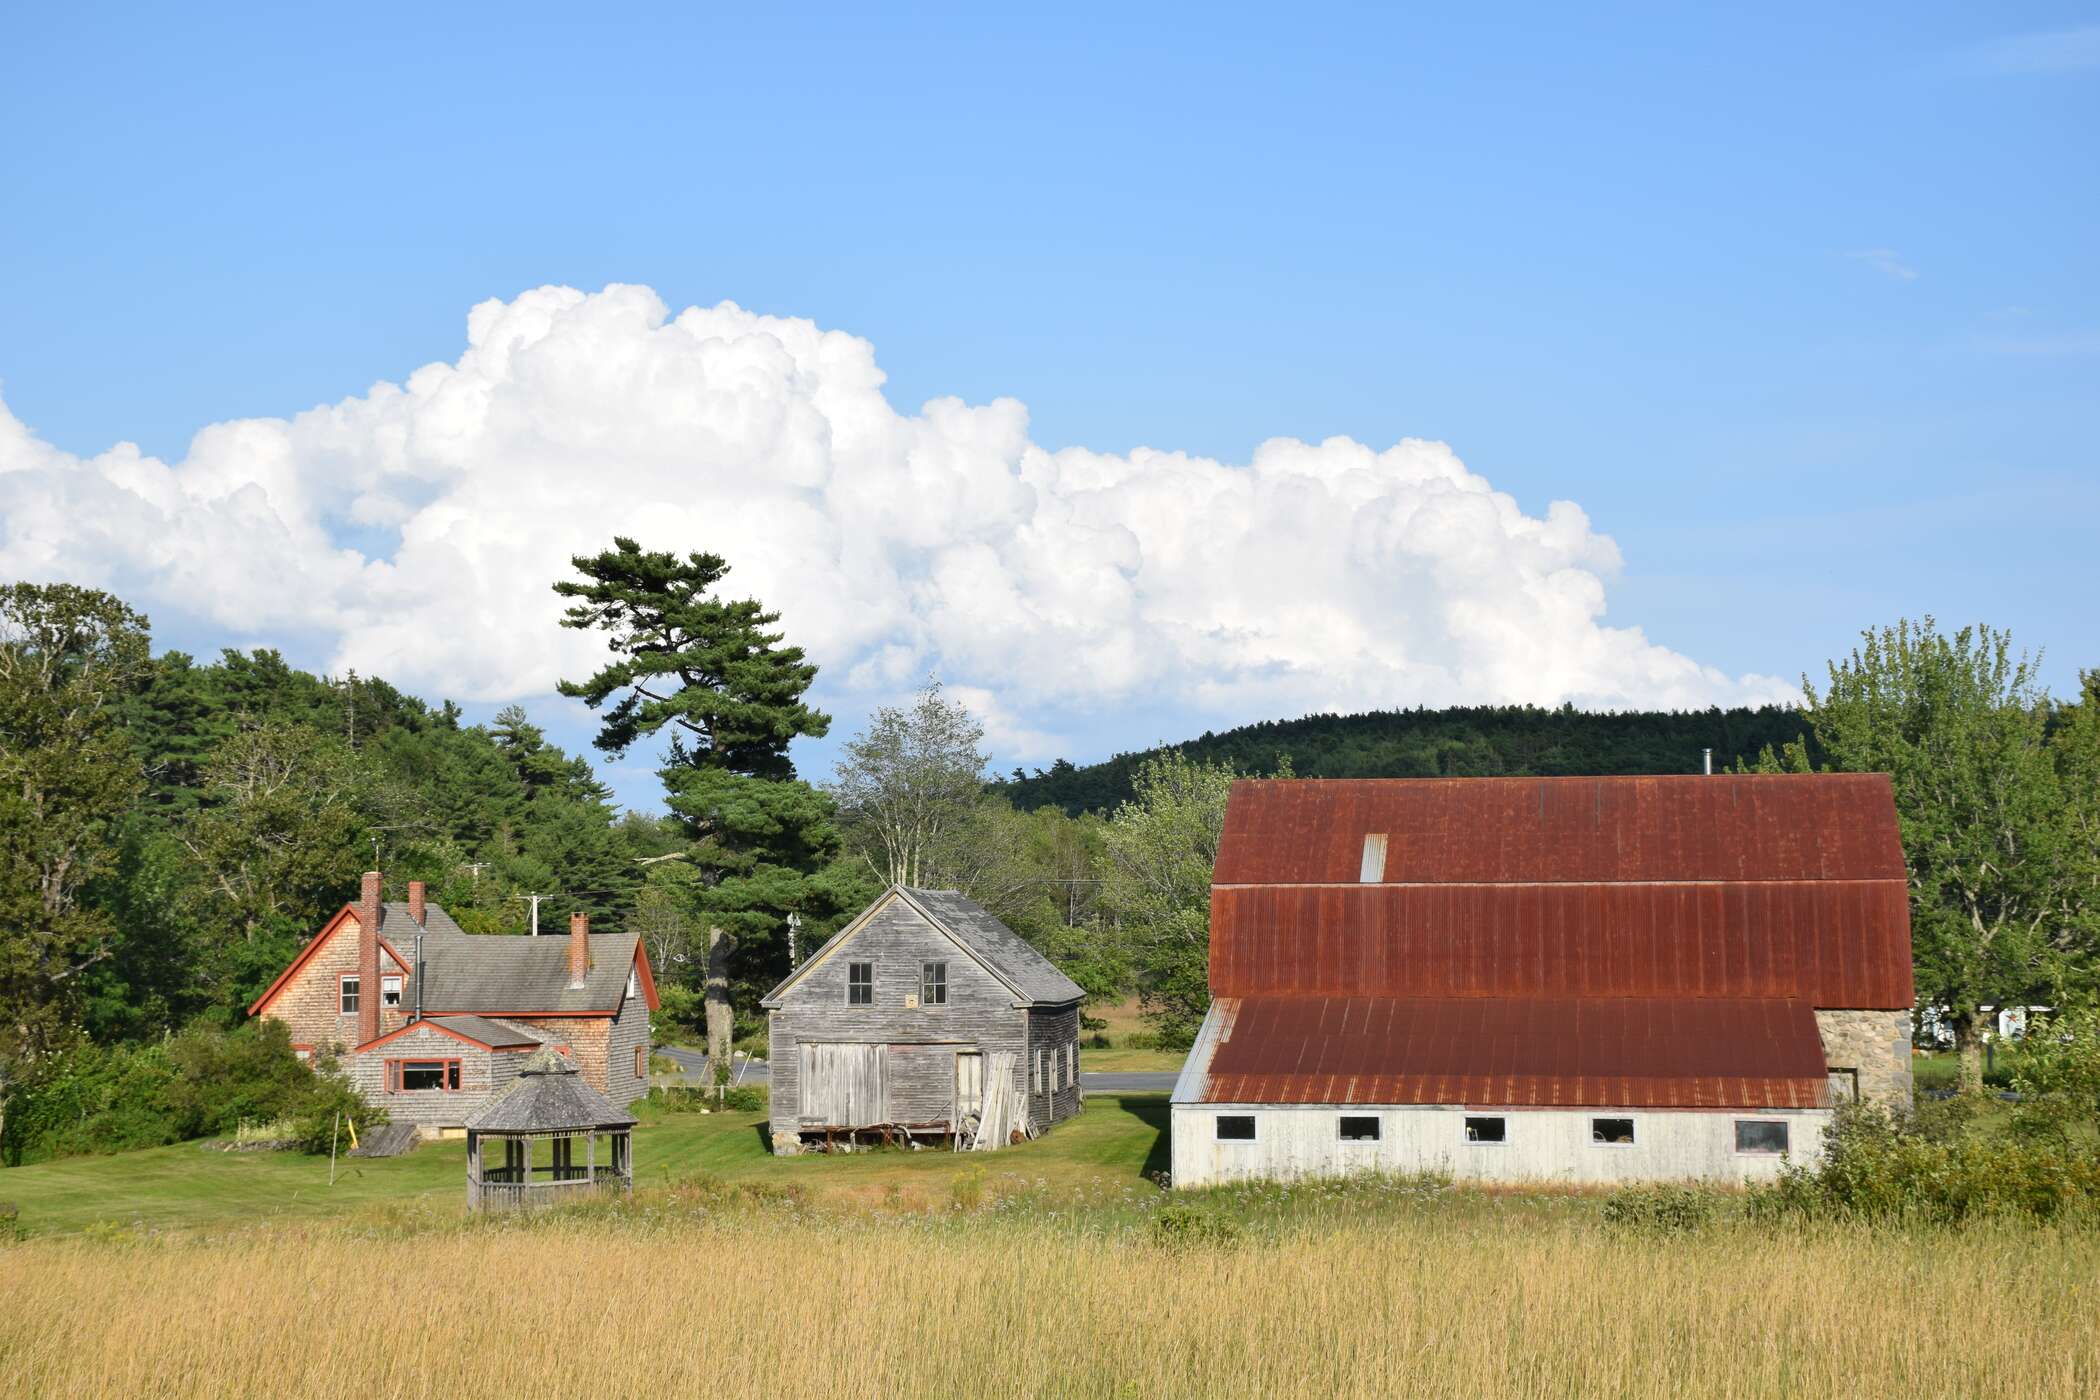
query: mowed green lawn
[{"left": 1, "top": 1092, "right": 1171, "bottom": 1237}]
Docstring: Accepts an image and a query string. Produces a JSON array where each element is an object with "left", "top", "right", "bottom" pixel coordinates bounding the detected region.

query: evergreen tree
[{"left": 555, "top": 538, "right": 848, "bottom": 1077}]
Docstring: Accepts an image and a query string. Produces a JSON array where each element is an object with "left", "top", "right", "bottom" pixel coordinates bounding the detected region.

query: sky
[{"left": 2, "top": 3, "right": 2095, "bottom": 809}]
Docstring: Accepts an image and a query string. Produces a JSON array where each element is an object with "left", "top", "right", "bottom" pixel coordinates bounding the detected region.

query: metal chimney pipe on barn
[{"left": 1703, "top": 748, "right": 1713, "bottom": 776}]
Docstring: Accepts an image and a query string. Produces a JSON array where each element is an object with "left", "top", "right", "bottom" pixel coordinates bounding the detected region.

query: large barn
[{"left": 1171, "top": 774, "right": 1915, "bottom": 1187}]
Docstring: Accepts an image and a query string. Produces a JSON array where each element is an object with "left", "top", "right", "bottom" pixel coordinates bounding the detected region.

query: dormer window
[{"left": 1359, "top": 833, "right": 1387, "bottom": 882}]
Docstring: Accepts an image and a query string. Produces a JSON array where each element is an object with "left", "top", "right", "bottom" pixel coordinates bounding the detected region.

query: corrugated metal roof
[
  {"left": 1210, "top": 880, "right": 1913, "bottom": 1007},
  {"left": 1196, "top": 995, "right": 1830, "bottom": 1109},
  {"left": 1208, "top": 774, "right": 1913, "bottom": 1010},
  {"left": 1214, "top": 774, "right": 1908, "bottom": 885}
]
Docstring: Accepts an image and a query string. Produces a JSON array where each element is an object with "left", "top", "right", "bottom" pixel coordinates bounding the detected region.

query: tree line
[{"left": 4, "top": 546, "right": 2095, "bottom": 1158}]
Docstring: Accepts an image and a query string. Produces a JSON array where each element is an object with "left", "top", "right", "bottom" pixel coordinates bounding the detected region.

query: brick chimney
[
  {"left": 357, "top": 870, "right": 382, "bottom": 1046},
  {"left": 568, "top": 912, "right": 591, "bottom": 988},
  {"left": 407, "top": 880, "right": 426, "bottom": 927}
]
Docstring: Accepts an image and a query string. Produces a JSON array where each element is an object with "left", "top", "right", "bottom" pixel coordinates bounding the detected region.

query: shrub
[
  {"left": 0, "top": 1020, "right": 379, "bottom": 1164},
  {"left": 647, "top": 1084, "right": 768, "bottom": 1114},
  {"left": 1750, "top": 1102, "right": 2100, "bottom": 1225},
  {"left": 0, "top": 1202, "right": 20, "bottom": 1243},
  {"left": 1602, "top": 1184, "right": 1722, "bottom": 1232},
  {"left": 2008, "top": 1010, "right": 2100, "bottom": 1143},
  {"left": 1148, "top": 1203, "right": 1244, "bottom": 1249}
]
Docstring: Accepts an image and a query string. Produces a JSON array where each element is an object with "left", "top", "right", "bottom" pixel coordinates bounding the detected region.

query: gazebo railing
[{"left": 467, "top": 1127, "right": 633, "bottom": 1210}]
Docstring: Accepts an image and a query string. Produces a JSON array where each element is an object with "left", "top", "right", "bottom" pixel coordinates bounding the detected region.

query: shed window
[
  {"left": 381, "top": 974, "right": 403, "bottom": 1008},
  {"left": 1215, "top": 1115, "right": 1257, "bottom": 1142},
  {"left": 921, "top": 961, "right": 948, "bottom": 1006},
  {"left": 1359, "top": 833, "right": 1388, "bottom": 882},
  {"left": 1734, "top": 1120, "right": 1790, "bottom": 1155},
  {"left": 339, "top": 975, "right": 360, "bottom": 1015},
  {"left": 635, "top": 1045, "right": 649, "bottom": 1080},
  {"left": 1066, "top": 1042, "right": 1076, "bottom": 1086},
  {"left": 1338, "top": 1115, "right": 1381, "bottom": 1142},
  {"left": 847, "top": 962, "right": 874, "bottom": 1005},
  {"left": 1590, "top": 1117, "right": 1636, "bottom": 1146},
  {"left": 1465, "top": 1116, "right": 1507, "bottom": 1144},
  {"left": 388, "top": 1059, "right": 461, "bottom": 1092}
]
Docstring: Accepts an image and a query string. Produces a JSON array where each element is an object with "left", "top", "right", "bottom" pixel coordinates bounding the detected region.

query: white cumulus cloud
[{"left": 0, "top": 283, "right": 1789, "bottom": 760}]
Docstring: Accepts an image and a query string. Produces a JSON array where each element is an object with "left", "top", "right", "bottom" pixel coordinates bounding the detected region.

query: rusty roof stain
[{"left": 1196, "top": 995, "right": 1832, "bottom": 1109}]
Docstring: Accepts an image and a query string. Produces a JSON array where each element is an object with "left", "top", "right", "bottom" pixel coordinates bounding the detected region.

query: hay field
[{"left": 3, "top": 1203, "right": 2095, "bottom": 1399}]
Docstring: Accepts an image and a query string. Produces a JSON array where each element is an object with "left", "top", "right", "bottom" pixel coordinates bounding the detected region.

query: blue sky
[{"left": 2, "top": 3, "right": 2095, "bottom": 807}]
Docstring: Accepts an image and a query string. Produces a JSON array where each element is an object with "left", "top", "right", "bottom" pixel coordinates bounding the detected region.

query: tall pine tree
[{"left": 555, "top": 539, "right": 848, "bottom": 1076}]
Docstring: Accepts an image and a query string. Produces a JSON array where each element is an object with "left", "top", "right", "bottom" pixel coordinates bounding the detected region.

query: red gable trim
[
  {"left": 356, "top": 1019, "right": 513, "bottom": 1053},
  {"left": 633, "top": 940, "right": 661, "bottom": 1012},
  {"left": 418, "top": 1008, "right": 614, "bottom": 1019},
  {"left": 247, "top": 905, "right": 411, "bottom": 1017}
]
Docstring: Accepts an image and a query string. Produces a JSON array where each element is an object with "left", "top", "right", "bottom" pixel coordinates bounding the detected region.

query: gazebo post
[{"left": 586, "top": 1128, "right": 596, "bottom": 1185}]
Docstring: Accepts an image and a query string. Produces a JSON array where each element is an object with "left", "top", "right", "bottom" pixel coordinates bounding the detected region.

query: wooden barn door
[
  {"left": 955, "top": 1051, "right": 984, "bottom": 1122},
  {"left": 801, "top": 1042, "right": 888, "bottom": 1127}
]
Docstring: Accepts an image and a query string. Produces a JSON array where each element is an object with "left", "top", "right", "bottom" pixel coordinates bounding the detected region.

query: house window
[
  {"left": 921, "top": 961, "right": 948, "bottom": 1006},
  {"left": 339, "top": 975, "right": 360, "bottom": 1015},
  {"left": 1338, "top": 1115, "right": 1381, "bottom": 1142},
  {"left": 1591, "top": 1117, "right": 1636, "bottom": 1146},
  {"left": 1827, "top": 1068, "right": 1859, "bottom": 1104},
  {"left": 1359, "top": 832, "right": 1388, "bottom": 882},
  {"left": 381, "top": 974, "right": 403, "bottom": 1009},
  {"left": 635, "top": 1045, "right": 648, "bottom": 1079},
  {"left": 1215, "top": 1115, "right": 1257, "bottom": 1142},
  {"left": 1735, "top": 1120, "right": 1790, "bottom": 1155},
  {"left": 847, "top": 962, "right": 873, "bottom": 1005},
  {"left": 1465, "top": 1116, "right": 1507, "bottom": 1144},
  {"left": 387, "top": 1059, "right": 461, "bottom": 1092}
]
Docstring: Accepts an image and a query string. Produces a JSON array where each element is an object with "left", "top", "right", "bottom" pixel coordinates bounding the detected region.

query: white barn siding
[{"left": 1170, "top": 1103, "right": 1830, "bottom": 1189}]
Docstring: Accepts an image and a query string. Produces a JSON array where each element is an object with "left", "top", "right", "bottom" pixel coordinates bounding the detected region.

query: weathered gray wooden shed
[
  {"left": 464, "top": 1047, "right": 637, "bottom": 1210},
  {"left": 761, "top": 886, "right": 1086, "bottom": 1154}
]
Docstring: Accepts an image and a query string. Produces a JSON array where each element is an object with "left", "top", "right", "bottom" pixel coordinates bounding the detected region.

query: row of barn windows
[
  {"left": 1213, "top": 1114, "right": 1792, "bottom": 1155},
  {"left": 1028, "top": 1043, "right": 1078, "bottom": 1094},
  {"left": 845, "top": 961, "right": 948, "bottom": 1006}
]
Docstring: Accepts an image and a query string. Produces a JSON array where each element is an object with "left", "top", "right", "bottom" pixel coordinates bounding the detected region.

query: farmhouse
[
  {"left": 249, "top": 871, "right": 658, "bottom": 1135},
  {"left": 1172, "top": 774, "right": 1915, "bottom": 1187},
  {"left": 762, "top": 886, "right": 1086, "bottom": 1154}
]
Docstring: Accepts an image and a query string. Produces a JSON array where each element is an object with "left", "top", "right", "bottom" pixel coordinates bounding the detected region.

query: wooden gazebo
[{"left": 465, "top": 1047, "right": 638, "bottom": 1211}]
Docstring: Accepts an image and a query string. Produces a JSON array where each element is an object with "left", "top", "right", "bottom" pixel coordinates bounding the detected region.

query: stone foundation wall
[{"left": 1815, "top": 1009, "right": 1913, "bottom": 1109}]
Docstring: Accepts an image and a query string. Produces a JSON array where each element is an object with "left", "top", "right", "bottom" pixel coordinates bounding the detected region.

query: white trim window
[{"left": 380, "top": 974, "right": 404, "bottom": 1008}]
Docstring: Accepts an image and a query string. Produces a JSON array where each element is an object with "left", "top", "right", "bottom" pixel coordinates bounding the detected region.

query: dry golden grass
[{"left": 3, "top": 1208, "right": 2096, "bottom": 1398}]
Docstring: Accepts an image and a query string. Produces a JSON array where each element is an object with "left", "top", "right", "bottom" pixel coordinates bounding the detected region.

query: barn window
[
  {"left": 1465, "top": 1116, "right": 1507, "bottom": 1144},
  {"left": 921, "top": 962, "right": 948, "bottom": 1005},
  {"left": 380, "top": 974, "right": 403, "bottom": 1008},
  {"left": 1215, "top": 1115, "right": 1257, "bottom": 1142},
  {"left": 339, "top": 975, "right": 360, "bottom": 1014},
  {"left": 1031, "top": 1050, "right": 1043, "bottom": 1092},
  {"left": 1734, "top": 1120, "right": 1789, "bottom": 1155},
  {"left": 1826, "top": 1068, "right": 1859, "bottom": 1103},
  {"left": 1359, "top": 833, "right": 1388, "bottom": 882},
  {"left": 1590, "top": 1117, "right": 1636, "bottom": 1146},
  {"left": 1066, "top": 1042, "right": 1076, "bottom": 1086},
  {"left": 847, "top": 962, "right": 874, "bottom": 1005},
  {"left": 1338, "top": 1116, "right": 1381, "bottom": 1142}
]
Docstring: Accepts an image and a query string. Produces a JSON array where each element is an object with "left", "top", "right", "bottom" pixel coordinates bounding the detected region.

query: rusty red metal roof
[
  {"left": 1208, "top": 775, "right": 1914, "bottom": 1010},
  {"left": 1196, "top": 995, "right": 1831, "bottom": 1109},
  {"left": 1214, "top": 774, "right": 1907, "bottom": 885}
]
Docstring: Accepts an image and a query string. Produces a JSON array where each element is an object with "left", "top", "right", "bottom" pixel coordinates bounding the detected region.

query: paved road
[{"left": 656, "top": 1046, "right": 1176, "bottom": 1093}]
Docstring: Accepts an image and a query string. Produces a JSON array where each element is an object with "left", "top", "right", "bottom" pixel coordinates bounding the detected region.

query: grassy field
[
  {"left": 3, "top": 1186, "right": 2096, "bottom": 1397},
  {"left": 1083, "top": 997, "right": 1187, "bottom": 1072},
  {"left": 0, "top": 1092, "right": 1170, "bottom": 1237}
]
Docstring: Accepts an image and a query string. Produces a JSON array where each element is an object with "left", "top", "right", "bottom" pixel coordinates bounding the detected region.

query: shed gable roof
[{"left": 761, "top": 887, "right": 1085, "bottom": 1007}]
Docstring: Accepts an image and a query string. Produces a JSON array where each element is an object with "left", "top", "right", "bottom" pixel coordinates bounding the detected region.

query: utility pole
[
  {"left": 512, "top": 893, "right": 550, "bottom": 936},
  {"left": 461, "top": 861, "right": 490, "bottom": 887},
  {"left": 787, "top": 912, "right": 802, "bottom": 967}
]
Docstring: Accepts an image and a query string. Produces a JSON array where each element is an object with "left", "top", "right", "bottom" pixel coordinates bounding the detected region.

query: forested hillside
[
  {"left": 85, "top": 644, "right": 678, "bottom": 1039},
  {"left": 994, "top": 704, "right": 1816, "bottom": 814}
]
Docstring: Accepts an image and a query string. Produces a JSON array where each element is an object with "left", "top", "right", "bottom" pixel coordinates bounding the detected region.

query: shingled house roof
[
  {"left": 411, "top": 933, "right": 645, "bottom": 1015},
  {"left": 761, "top": 886, "right": 1085, "bottom": 1007},
  {"left": 375, "top": 900, "right": 468, "bottom": 938},
  {"left": 465, "top": 1048, "right": 637, "bottom": 1132},
  {"left": 423, "top": 1014, "right": 546, "bottom": 1049}
]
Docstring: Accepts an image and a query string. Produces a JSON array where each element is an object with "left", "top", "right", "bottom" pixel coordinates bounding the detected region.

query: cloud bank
[{"left": 0, "top": 284, "right": 1788, "bottom": 758}]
